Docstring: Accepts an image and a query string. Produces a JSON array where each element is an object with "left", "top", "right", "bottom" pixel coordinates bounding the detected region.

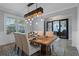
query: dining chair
[
  {"left": 46, "top": 31, "right": 54, "bottom": 37},
  {"left": 23, "top": 35, "right": 41, "bottom": 55},
  {"left": 14, "top": 32, "right": 41, "bottom": 56},
  {"left": 46, "top": 31, "right": 57, "bottom": 55},
  {"left": 37, "top": 31, "right": 44, "bottom": 36},
  {"left": 52, "top": 38, "right": 67, "bottom": 56},
  {"left": 46, "top": 31, "right": 65, "bottom": 56},
  {"left": 14, "top": 32, "right": 23, "bottom": 55}
]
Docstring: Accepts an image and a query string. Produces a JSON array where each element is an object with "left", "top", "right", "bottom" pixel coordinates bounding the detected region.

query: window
[
  {"left": 5, "top": 16, "right": 26, "bottom": 34},
  {"left": 15, "top": 19, "right": 26, "bottom": 33},
  {"left": 5, "top": 17, "right": 16, "bottom": 34}
]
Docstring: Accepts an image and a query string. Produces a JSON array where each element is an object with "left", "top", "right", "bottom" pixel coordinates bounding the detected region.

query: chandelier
[{"left": 24, "top": 3, "right": 43, "bottom": 21}]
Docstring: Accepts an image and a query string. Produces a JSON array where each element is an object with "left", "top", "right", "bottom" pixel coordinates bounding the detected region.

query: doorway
[{"left": 47, "top": 19, "right": 68, "bottom": 39}]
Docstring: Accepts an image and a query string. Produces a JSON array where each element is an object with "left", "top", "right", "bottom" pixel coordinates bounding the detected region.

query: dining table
[{"left": 30, "top": 36, "right": 56, "bottom": 56}]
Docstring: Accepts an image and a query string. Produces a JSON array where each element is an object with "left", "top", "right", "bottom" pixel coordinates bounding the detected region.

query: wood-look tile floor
[{"left": 0, "top": 40, "right": 79, "bottom": 56}]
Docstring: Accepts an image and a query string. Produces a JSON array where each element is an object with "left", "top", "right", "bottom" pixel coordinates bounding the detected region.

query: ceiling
[
  {"left": 0, "top": 3, "right": 77, "bottom": 17},
  {"left": 0, "top": 3, "right": 28, "bottom": 17}
]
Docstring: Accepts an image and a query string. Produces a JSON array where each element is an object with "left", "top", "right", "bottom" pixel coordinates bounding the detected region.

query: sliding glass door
[
  {"left": 53, "top": 21, "right": 59, "bottom": 32},
  {"left": 47, "top": 19, "right": 68, "bottom": 39},
  {"left": 47, "top": 21, "right": 53, "bottom": 31},
  {"left": 59, "top": 19, "right": 68, "bottom": 39}
]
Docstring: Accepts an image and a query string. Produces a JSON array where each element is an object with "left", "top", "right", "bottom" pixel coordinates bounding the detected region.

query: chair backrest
[
  {"left": 53, "top": 38, "right": 67, "bottom": 56},
  {"left": 14, "top": 32, "right": 29, "bottom": 50},
  {"left": 21, "top": 34, "right": 30, "bottom": 55},
  {"left": 37, "top": 31, "right": 44, "bottom": 36},
  {"left": 14, "top": 32, "right": 23, "bottom": 50},
  {"left": 46, "top": 31, "right": 54, "bottom": 37}
]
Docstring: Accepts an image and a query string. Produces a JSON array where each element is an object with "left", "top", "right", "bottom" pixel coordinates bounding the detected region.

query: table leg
[{"left": 41, "top": 45, "right": 50, "bottom": 56}]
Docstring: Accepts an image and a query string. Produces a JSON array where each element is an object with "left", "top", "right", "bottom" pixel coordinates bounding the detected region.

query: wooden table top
[{"left": 31, "top": 36, "right": 56, "bottom": 46}]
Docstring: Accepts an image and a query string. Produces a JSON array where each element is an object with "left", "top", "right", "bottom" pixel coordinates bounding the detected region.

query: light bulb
[
  {"left": 30, "top": 21, "right": 32, "bottom": 24},
  {"left": 28, "top": 19, "right": 30, "bottom": 21},
  {"left": 37, "top": 15, "right": 39, "bottom": 17}
]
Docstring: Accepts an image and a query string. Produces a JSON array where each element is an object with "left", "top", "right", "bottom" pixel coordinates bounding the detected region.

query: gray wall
[
  {"left": 0, "top": 12, "right": 4, "bottom": 32},
  {"left": 76, "top": 5, "right": 79, "bottom": 52}
]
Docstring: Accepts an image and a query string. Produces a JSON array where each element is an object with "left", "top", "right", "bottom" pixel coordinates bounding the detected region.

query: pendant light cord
[
  {"left": 28, "top": 5, "right": 29, "bottom": 13},
  {"left": 36, "top": 3, "right": 37, "bottom": 9}
]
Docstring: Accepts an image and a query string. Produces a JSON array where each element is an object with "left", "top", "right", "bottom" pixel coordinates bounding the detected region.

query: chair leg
[
  {"left": 13, "top": 45, "right": 16, "bottom": 52},
  {"left": 50, "top": 45, "right": 57, "bottom": 56},
  {"left": 21, "top": 50, "right": 23, "bottom": 56},
  {"left": 39, "top": 49, "right": 41, "bottom": 56},
  {"left": 18, "top": 49, "right": 23, "bottom": 56},
  {"left": 16, "top": 47, "right": 19, "bottom": 55},
  {"left": 50, "top": 45, "right": 53, "bottom": 55}
]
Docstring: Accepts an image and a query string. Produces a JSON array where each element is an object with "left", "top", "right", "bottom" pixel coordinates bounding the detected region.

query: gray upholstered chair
[
  {"left": 14, "top": 32, "right": 23, "bottom": 50},
  {"left": 14, "top": 32, "right": 40, "bottom": 56},
  {"left": 46, "top": 31, "right": 56, "bottom": 55},
  {"left": 52, "top": 38, "right": 67, "bottom": 56}
]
